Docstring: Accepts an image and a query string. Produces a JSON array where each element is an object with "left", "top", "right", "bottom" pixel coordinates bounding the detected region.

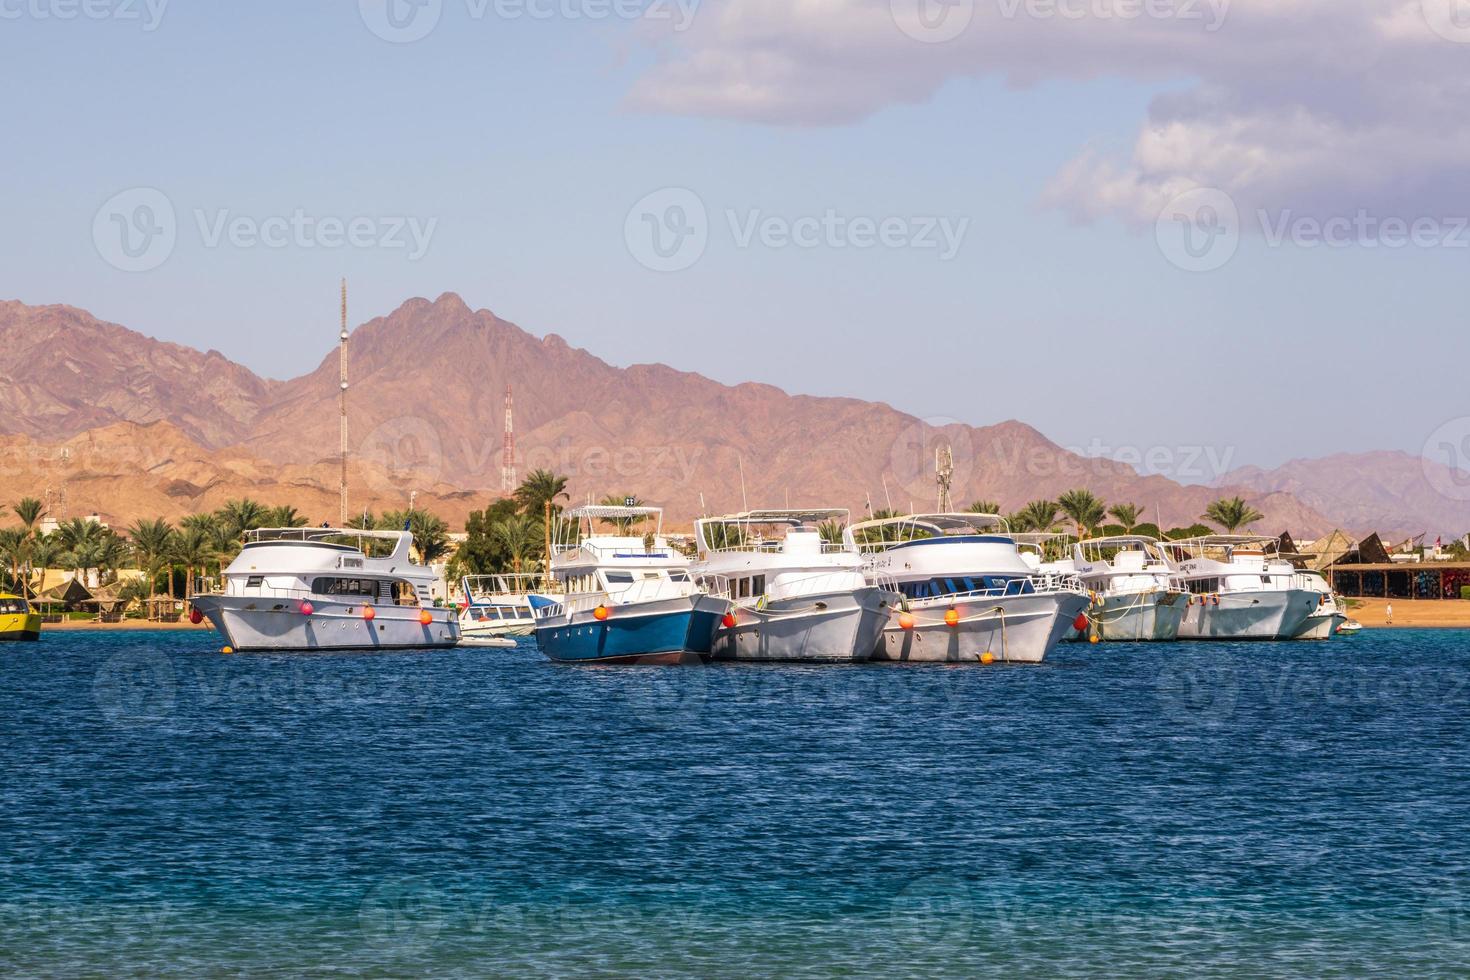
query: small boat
[
  {"left": 1071, "top": 535, "right": 1189, "bottom": 642},
  {"left": 847, "top": 513, "right": 1090, "bottom": 664},
  {"left": 0, "top": 593, "right": 41, "bottom": 641},
  {"left": 693, "top": 509, "right": 899, "bottom": 663},
  {"left": 1157, "top": 535, "right": 1319, "bottom": 640},
  {"left": 1289, "top": 570, "right": 1349, "bottom": 639},
  {"left": 458, "top": 574, "right": 558, "bottom": 641},
  {"left": 1336, "top": 619, "right": 1364, "bottom": 635},
  {"left": 532, "top": 504, "right": 731, "bottom": 665},
  {"left": 190, "top": 527, "right": 459, "bottom": 651}
]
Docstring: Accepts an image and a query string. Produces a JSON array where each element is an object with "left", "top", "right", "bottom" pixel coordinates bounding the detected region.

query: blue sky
[{"left": 2, "top": 0, "right": 1466, "bottom": 478}]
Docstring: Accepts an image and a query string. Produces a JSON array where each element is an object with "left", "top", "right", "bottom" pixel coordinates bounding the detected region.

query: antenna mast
[
  {"left": 339, "top": 279, "right": 349, "bottom": 527},
  {"left": 501, "top": 384, "right": 517, "bottom": 493},
  {"left": 936, "top": 445, "right": 954, "bottom": 512}
]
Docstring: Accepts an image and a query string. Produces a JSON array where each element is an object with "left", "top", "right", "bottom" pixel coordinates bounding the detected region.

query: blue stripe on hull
[{"left": 536, "top": 607, "right": 717, "bottom": 664}]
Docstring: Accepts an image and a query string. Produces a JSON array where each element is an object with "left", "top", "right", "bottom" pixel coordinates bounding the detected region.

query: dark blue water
[{"left": 2, "top": 629, "right": 1469, "bottom": 977}]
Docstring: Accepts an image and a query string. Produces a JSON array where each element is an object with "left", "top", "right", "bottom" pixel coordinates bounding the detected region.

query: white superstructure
[
  {"left": 694, "top": 509, "right": 898, "bottom": 662},
  {"left": 1289, "top": 569, "right": 1348, "bottom": 639},
  {"left": 190, "top": 527, "right": 459, "bottom": 651},
  {"left": 846, "top": 513, "right": 1090, "bottom": 664},
  {"left": 1158, "top": 535, "right": 1319, "bottom": 640},
  {"left": 1072, "top": 535, "right": 1188, "bottom": 641}
]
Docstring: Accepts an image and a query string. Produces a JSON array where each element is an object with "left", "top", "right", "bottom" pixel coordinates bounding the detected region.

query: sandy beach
[
  {"left": 44, "top": 619, "right": 213, "bottom": 632},
  {"left": 1343, "top": 599, "right": 1470, "bottom": 629}
]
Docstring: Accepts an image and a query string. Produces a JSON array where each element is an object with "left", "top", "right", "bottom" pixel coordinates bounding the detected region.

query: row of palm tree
[{"left": 967, "top": 491, "right": 1265, "bottom": 537}]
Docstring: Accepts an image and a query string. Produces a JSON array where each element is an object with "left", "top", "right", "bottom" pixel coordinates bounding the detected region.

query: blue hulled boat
[{"left": 533, "top": 504, "right": 730, "bottom": 665}]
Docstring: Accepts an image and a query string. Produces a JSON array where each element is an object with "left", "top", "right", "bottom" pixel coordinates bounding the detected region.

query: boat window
[
  {"left": 668, "top": 570, "right": 689, "bottom": 583},
  {"left": 751, "top": 574, "right": 766, "bottom": 596},
  {"left": 393, "top": 581, "right": 419, "bottom": 606},
  {"left": 311, "top": 577, "right": 378, "bottom": 597},
  {"left": 0, "top": 598, "right": 27, "bottom": 614},
  {"left": 605, "top": 571, "right": 635, "bottom": 584},
  {"left": 245, "top": 575, "right": 264, "bottom": 589}
]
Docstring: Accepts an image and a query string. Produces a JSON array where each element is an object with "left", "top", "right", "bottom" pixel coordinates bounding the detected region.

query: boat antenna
[
  {"left": 881, "top": 473, "right": 893, "bottom": 514},
  {"left": 738, "top": 455, "right": 748, "bottom": 512},
  {"left": 501, "top": 384, "right": 517, "bottom": 493},
  {"left": 338, "top": 278, "right": 349, "bottom": 527}
]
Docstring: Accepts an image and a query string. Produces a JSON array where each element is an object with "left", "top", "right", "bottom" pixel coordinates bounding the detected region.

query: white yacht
[
  {"left": 1289, "top": 569, "right": 1347, "bottom": 639},
  {"left": 458, "top": 573, "right": 557, "bottom": 642},
  {"left": 846, "top": 513, "right": 1090, "bottom": 664},
  {"left": 1071, "top": 536, "right": 1188, "bottom": 641},
  {"left": 190, "top": 527, "right": 459, "bottom": 651},
  {"left": 693, "top": 509, "right": 898, "bottom": 663},
  {"left": 533, "top": 504, "right": 731, "bottom": 665},
  {"left": 1158, "top": 535, "right": 1319, "bottom": 640}
]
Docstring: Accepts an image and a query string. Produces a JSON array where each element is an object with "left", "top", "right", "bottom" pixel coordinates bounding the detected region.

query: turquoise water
[{"left": 2, "top": 629, "right": 1468, "bottom": 976}]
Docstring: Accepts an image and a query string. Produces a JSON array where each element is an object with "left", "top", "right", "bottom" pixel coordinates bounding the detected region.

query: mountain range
[{"left": 0, "top": 294, "right": 1460, "bottom": 539}]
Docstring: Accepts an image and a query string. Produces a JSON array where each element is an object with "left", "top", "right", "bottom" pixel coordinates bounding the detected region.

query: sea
[{"left": 2, "top": 629, "right": 1468, "bottom": 977}]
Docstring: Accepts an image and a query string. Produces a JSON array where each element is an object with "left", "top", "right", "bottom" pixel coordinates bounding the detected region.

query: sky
[{"left": 2, "top": 0, "right": 1468, "bottom": 483}]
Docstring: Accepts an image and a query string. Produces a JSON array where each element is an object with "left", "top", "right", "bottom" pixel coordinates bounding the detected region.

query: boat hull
[
  {"left": 872, "top": 589, "right": 1089, "bottom": 664},
  {"left": 1087, "top": 589, "right": 1186, "bottom": 642},
  {"left": 1177, "top": 588, "right": 1318, "bottom": 640},
  {"left": 534, "top": 594, "right": 728, "bottom": 665},
  {"left": 713, "top": 586, "right": 895, "bottom": 663},
  {"left": 1291, "top": 610, "right": 1347, "bottom": 640},
  {"left": 0, "top": 613, "right": 41, "bottom": 642},
  {"left": 459, "top": 619, "right": 535, "bottom": 640},
  {"left": 190, "top": 596, "right": 460, "bottom": 651}
]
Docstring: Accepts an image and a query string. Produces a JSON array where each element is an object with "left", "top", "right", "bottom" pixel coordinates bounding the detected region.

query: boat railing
[
  {"left": 553, "top": 541, "right": 680, "bottom": 561},
  {"left": 704, "top": 540, "right": 855, "bottom": 557},
  {"left": 902, "top": 572, "right": 1088, "bottom": 604}
]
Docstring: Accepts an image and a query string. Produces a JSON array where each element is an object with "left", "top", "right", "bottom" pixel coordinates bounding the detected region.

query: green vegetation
[
  {"left": 1202, "top": 496, "right": 1264, "bottom": 533},
  {"left": 1058, "top": 489, "right": 1107, "bottom": 539}
]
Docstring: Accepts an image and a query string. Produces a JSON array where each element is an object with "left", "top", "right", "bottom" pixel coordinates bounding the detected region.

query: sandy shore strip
[
  {"left": 45, "top": 619, "right": 215, "bottom": 631},
  {"left": 1343, "top": 599, "right": 1470, "bottom": 629}
]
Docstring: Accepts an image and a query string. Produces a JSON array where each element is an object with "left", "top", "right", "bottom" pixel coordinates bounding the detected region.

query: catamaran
[
  {"left": 189, "top": 527, "right": 459, "bottom": 651},
  {"left": 1071, "top": 535, "right": 1189, "bottom": 641},
  {"left": 845, "top": 513, "right": 1090, "bottom": 664},
  {"left": 693, "top": 509, "right": 898, "bottom": 662},
  {"left": 1157, "top": 535, "right": 1319, "bottom": 640},
  {"left": 532, "top": 504, "right": 731, "bottom": 664},
  {"left": 1289, "top": 569, "right": 1348, "bottom": 639},
  {"left": 458, "top": 573, "right": 557, "bottom": 642}
]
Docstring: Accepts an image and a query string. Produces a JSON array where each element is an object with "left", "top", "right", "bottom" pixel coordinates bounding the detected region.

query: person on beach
[{"left": 1386, "top": 602, "right": 1393, "bottom": 625}]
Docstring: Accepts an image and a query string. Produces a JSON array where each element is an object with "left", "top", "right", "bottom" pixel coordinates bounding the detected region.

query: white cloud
[{"left": 628, "top": 0, "right": 1470, "bottom": 224}]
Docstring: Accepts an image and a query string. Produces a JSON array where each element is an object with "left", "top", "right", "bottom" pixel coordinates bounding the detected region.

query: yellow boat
[{"left": 0, "top": 593, "right": 41, "bottom": 641}]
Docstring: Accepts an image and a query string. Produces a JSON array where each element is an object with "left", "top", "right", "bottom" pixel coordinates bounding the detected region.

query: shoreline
[{"left": 1339, "top": 599, "right": 1470, "bottom": 629}]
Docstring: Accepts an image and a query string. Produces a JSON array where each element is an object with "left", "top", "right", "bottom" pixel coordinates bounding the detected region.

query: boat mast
[
  {"left": 936, "top": 445, "right": 954, "bottom": 512},
  {"left": 339, "top": 279, "right": 349, "bottom": 527}
]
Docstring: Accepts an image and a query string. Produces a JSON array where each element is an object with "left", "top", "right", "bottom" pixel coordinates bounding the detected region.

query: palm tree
[
  {"left": 966, "top": 500, "right": 1001, "bottom": 515},
  {"left": 0, "top": 528, "right": 25, "bottom": 591},
  {"left": 1108, "top": 503, "right": 1142, "bottom": 534},
  {"left": 216, "top": 498, "right": 268, "bottom": 540},
  {"left": 171, "top": 527, "right": 215, "bottom": 600},
  {"left": 514, "top": 469, "right": 569, "bottom": 518},
  {"left": 263, "top": 505, "right": 308, "bottom": 528},
  {"left": 1018, "top": 499, "right": 1062, "bottom": 534},
  {"left": 1202, "top": 496, "right": 1265, "bottom": 533},
  {"left": 599, "top": 494, "right": 646, "bottom": 533},
  {"left": 347, "top": 511, "right": 377, "bottom": 531},
  {"left": 10, "top": 497, "right": 44, "bottom": 596},
  {"left": 96, "top": 533, "right": 128, "bottom": 586},
  {"left": 127, "top": 518, "right": 176, "bottom": 611},
  {"left": 492, "top": 514, "right": 541, "bottom": 573},
  {"left": 817, "top": 520, "right": 845, "bottom": 545},
  {"left": 1058, "top": 489, "right": 1107, "bottom": 539}
]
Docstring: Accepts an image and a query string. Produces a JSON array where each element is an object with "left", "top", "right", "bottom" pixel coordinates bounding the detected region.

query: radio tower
[
  {"left": 338, "top": 279, "right": 349, "bottom": 527},
  {"left": 501, "top": 384, "right": 517, "bottom": 493},
  {"left": 936, "top": 445, "right": 954, "bottom": 512}
]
